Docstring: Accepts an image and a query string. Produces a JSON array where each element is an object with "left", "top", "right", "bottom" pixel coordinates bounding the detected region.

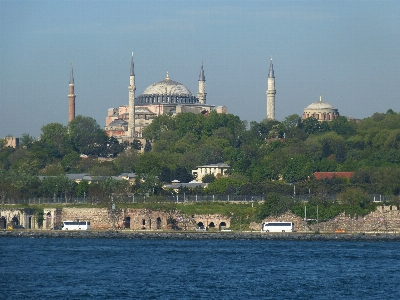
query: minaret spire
[
  {"left": 69, "top": 63, "right": 74, "bottom": 84},
  {"left": 266, "top": 57, "right": 276, "bottom": 120},
  {"left": 130, "top": 52, "right": 134, "bottom": 76},
  {"left": 127, "top": 53, "right": 136, "bottom": 139},
  {"left": 68, "top": 63, "right": 76, "bottom": 122},
  {"left": 197, "top": 62, "right": 206, "bottom": 104}
]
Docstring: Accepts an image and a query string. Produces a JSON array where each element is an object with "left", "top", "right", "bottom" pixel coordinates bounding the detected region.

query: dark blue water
[{"left": 1, "top": 238, "right": 399, "bottom": 299}]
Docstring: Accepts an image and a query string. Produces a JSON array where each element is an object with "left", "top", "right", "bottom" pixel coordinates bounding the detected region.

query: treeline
[{"left": 1, "top": 110, "right": 400, "bottom": 205}]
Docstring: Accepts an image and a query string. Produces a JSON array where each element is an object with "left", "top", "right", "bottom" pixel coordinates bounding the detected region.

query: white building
[{"left": 192, "top": 163, "right": 230, "bottom": 182}]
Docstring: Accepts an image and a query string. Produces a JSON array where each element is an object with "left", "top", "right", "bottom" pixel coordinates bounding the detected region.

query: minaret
[
  {"left": 197, "top": 63, "right": 206, "bottom": 104},
  {"left": 127, "top": 52, "right": 136, "bottom": 139},
  {"left": 266, "top": 57, "right": 276, "bottom": 120},
  {"left": 68, "top": 64, "right": 76, "bottom": 122}
]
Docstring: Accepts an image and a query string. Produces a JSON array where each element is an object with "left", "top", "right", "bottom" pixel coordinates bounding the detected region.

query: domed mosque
[
  {"left": 302, "top": 95, "right": 339, "bottom": 122},
  {"left": 105, "top": 55, "right": 227, "bottom": 141}
]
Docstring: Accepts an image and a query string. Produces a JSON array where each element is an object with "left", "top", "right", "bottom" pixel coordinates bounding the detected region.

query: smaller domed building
[{"left": 302, "top": 95, "right": 339, "bottom": 122}]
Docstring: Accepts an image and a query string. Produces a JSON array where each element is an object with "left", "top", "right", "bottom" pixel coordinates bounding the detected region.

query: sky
[{"left": 1, "top": 0, "right": 399, "bottom": 138}]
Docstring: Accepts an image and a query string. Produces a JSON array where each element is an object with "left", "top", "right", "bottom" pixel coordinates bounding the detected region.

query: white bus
[
  {"left": 62, "top": 221, "right": 91, "bottom": 230},
  {"left": 261, "top": 222, "right": 294, "bottom": 232}
]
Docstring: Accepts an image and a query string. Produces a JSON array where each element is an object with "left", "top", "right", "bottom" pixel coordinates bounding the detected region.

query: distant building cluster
[
  {"left": 104, "top": 54, "right": 227, "bottom": 143},
  {"left": 3, "top": 55, "right": 349, "bottom": 146}
]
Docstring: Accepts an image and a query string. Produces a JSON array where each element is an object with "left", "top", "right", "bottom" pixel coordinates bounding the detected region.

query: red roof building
[{"left": 313, "top": 172, "right": 354, "bottom": 180}]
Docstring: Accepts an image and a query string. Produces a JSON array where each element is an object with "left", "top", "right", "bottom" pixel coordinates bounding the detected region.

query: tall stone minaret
[
  {"left": 127, "top": 52, "right": 136, "bottom": 138},
  {"left": 266, "top": 57, "right": 276, "bottom": 120},
  {"left": 68, "top": 64, "right": 76, "bottom": 122},
  {"left": 197, "top": 63, "right": 206, "bottom": 104}
]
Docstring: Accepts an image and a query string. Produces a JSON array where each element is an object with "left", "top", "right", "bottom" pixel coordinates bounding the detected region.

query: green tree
[
  {"left": 329, "top": 116, "right": 357, "bottom": 138},
  {"left": 202, "top": 173, "right": 216, "bottom": 183},
  {"left": 281, "top": 114, "right": 301, "bottom": 131},
  {"left": 282, "top": 155, "right": 314, "bottom": 183},
  {"left": 40, "top": 123, "right": 70, "bottom": 156},
  {"left": 338, "top": 187, "right": 371, "bottom": 209},
  {"left": 301, "top": 117, "right": 330, "bottom": 135},
  {"left": 76, "top": 181, "right": 89, "bottom": 197},
  {"left": 257, "top": 193, "right": 294, "bottom": 219},
  {"left": 61, "top": 152, "right": 80, "bottom": 172},
  {"left": 19, "top": 133, "right": 35, "bottom": 148},
  {"left": 68, "top": 116, "right": 108, "bottom": 155}
]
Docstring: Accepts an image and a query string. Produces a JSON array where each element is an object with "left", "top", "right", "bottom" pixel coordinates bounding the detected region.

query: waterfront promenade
[{"left": 1, "top": 229, "right": 400, "bottom": 241}]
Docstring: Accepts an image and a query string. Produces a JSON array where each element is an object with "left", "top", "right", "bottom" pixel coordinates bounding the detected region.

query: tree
[
  {"left": 40, "top": 123, "right": 70, "bottom": 156},
  {"left": 338, "top": 187, "right": 371, "bottom": 209},
  {"left": 19, "top": 133, "right": 35, "bottom": 148},
  {"left": 76, "top": 181, "right": 89, "bottom": 197},
  {"left": 61, "top": 152, "right": 80, "bottom": 172},
  {"left": 173, "top": 166, "right": 194, "bottom": 183},
  {"left": 281, "top": 114, "right": 301, "bottom": 131},
  {"left": 301, "top": 117, "right": 330, "bottom": 135},
  {"left": 329, "top": 116, "right": 357, "bottom": 138},
  {"left": 202, "top": 173, "right": 216, "bottom": 183},
  {"left": 68, "top": 116, "right": 108, "bottom": 155},
  {"left": 257, "top": 193, "right": 294, "bottom": 219},
  {"left": 282, "top": 155, "right": 314, "bottom": 183}
]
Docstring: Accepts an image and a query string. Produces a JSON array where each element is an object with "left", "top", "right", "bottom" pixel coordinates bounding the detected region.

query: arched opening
[
  {"left": 11, "top": 216, "right": 19, "bottom": 227},
  {"left": 209, "top": 222, "right": 215, "bottom": 228},
  {"left": 197, "top": 222, "right": 205, "bottom": 228},
  {"left": 46, "top": 212, "right": 52, "bottom": 229},
  {"left": 0, "top": 216, "right": 6, "bottom": 229},
  {"left": 156, "top": 217, "right": 162, "bottom": 230},
  {"left": 125, "top": 217, "right": 131, "bottom": 229},
  {"left": 219, "top": 222, "right": 227, "bottom": 230}
]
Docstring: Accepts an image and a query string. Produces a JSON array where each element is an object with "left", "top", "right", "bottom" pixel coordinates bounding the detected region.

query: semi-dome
[{"left": 142, "top": 72, "right": 192, "bottom": 96}]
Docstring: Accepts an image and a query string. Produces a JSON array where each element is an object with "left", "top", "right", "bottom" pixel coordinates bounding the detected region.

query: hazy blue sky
[{"left": 1, "top": 0, "right": 399, "bottom": 138}]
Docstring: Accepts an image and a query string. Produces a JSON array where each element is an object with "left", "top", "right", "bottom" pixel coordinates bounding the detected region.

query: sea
[{"left": 1, "top": 237, "right": 400, "bottom": 300}]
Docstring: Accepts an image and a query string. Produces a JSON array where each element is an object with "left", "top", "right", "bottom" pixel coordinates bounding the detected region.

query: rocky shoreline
[{"left": 1, "top": 230, "right": 400, "bottom": 241}]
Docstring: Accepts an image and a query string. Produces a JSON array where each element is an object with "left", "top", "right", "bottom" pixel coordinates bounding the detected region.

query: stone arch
[
  {"left": 197, "top": 221, "right": 205, "bottom": 228},
  {"left": 45, "top": 212, "right": 52, "bottom": 229},
  {"left": 11, "top": 216, "right": 19, "bottom": 227},
  {"left": 209, "top": 222, "right": 215, "bottom": 228},
  {"left": 219, "top": 221, "right": 227, "bottom": 230}
]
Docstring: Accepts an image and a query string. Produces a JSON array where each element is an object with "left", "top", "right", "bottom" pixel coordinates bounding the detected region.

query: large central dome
[{"left": 142, "top": 73, "right": 192, "bottom": 96}]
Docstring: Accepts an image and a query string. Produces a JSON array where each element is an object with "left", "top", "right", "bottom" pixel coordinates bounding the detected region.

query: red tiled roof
[{"left": 313, "top": 172, "right": 354, "bottom": 180}]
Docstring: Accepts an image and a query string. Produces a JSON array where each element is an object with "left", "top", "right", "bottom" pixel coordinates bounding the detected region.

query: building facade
[{"left": 191, "top": 163, "right": 230, "bottom": 182}]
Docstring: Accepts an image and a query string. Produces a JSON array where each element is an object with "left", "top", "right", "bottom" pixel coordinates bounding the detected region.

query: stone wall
[
  {"left": 2, "top": 205, "right": 400, "bottom": 232},
  {"left": 315, "top": 205, "right": 400, "bottom": 233},
  {"left": 250, "top": 205, "right": 400, "bottom": 233},
  {"left": 60, "top": 208, "right": 111, "bottom": 229},
  {"left": 193, "top": 214, "right": 231, "bottom": 230},
  {"left": 250, "top": 211, "right": 304, "bottom": 231},
  {"left": 0, "top": 209, "right": 39, "bottom": 229}
]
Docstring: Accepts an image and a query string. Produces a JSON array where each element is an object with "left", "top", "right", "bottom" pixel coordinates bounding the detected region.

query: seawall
[{"left": 1, "top": 230, "right": 400, "bottom": 241}]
